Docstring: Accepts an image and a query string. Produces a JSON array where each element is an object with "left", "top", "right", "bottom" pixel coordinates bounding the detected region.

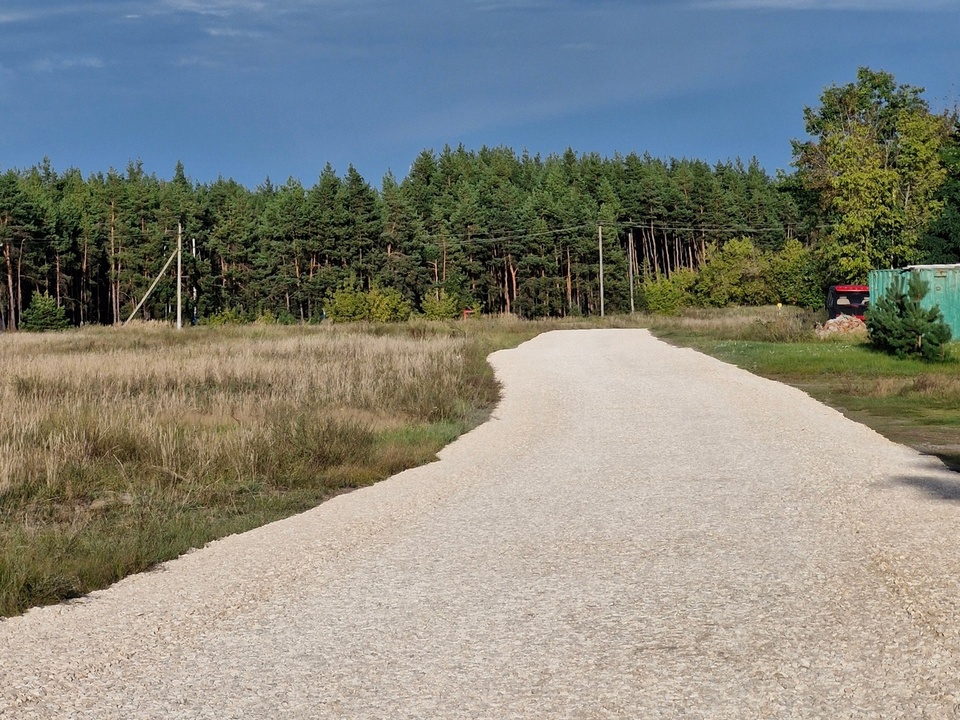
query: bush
[
  {"left": 640, "top": 269, "right": 697, "bottom": 315},
  {"left": 276, "top": 310, "right": 298, "bottom": 325},
  {"left": 325, "top": 286, "right": 369, "bottom": 322},
  {"left": 695, "top": 237, "right": 776, "bottom": 307},
  {"left": 20, "top": 292, "right": 69, "bottom": 332},
  {"left": 324, "top": 285, "right": 413, "bottom": 323},
  {"left": 768, "top": 239, "right": 823, "bottom": 309},
  {"left": 368, "top": 287, "right": 412, "bottom": 323},
  {"left": 254, "top": 309, "right": 277, "bottom": 325},
  {"left": 205, "top": 307, "right": 246, "bottom": 326},
  {"left": 421, "top": 289, "right": 460, "bottom": 320},
  {"left": 867, "top": 272, "right": 952, "bottom": 361}
]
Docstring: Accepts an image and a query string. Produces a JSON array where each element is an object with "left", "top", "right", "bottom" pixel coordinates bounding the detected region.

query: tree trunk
[
  {"left": 80, "top": 236, "right": 88, "bottom": 325},
  {"left": 503, "top": 257, "right": 511, "bottom": 315},
  {"left": 110, "top": 203, "right": 120, "bottom": 324},
  {"left": 3, "top": 241, "right": 16, "bottom": 331},
  {"left": 645, "top": 223, "right": 659, "bottom": 279},
  {"left": 16, "top": 240, "right": 24, "bottom": 322},
  {"left": 55, "top": 253, "right": 62, "bottom": 307},
  {"left": 662, "top": 230, "right": 671, "bottom": 277}
]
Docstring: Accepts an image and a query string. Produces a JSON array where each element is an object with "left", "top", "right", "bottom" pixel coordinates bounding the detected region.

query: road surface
[{"left": 2, "top": 329, "right": 960, "bottom": 718}]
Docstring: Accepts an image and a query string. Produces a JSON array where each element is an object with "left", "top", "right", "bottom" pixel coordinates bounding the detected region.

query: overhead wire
[{"left": 2, "top": 217, "right": 832, "bottom": 253}]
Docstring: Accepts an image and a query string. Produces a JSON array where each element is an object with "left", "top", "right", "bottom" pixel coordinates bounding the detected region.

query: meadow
[
  {"left": 0, "top": 322, "right": 490, "bottom": 615},
  {"left": 0, "top": 316, "right": 645, "bottom": 617},
  {"left": 2, "top": 309, "right": 957, "bottom": 617}
]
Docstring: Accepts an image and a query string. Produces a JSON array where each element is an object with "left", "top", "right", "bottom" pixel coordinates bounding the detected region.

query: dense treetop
[{"left": 1, "top": 68, "right": 957, "bottom": 330}]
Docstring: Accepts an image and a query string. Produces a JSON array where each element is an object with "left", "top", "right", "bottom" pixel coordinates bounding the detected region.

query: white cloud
[
  {"left": 31, "top": 56, "right": 105, "bottom": 73},
  {"left": 160, "top": 0, "right": 266, "bottom": 15},
  {"left": 206, "top": 26, "right": 264, "bottom": 38},
  {"left": 696, "top": 0, "right": 954, "bottom": 9},
  {"left": 0, "top": 12, "right": 33, "bottom": 22},
  {"left": 469, "top": 1, "right": 553, "bottom": 10}
]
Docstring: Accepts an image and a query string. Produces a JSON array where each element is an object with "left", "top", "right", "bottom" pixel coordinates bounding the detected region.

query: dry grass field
[
  {"left": 0, "top": 321, "right": 514, "bottom": 616},
  {"left": 7, "top": 307, "right": 952, "bottom": 618}
]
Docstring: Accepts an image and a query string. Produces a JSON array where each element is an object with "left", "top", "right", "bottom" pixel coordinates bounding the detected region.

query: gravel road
[{"left": 3, "top": 329, "right": 960, "bottom": 719}]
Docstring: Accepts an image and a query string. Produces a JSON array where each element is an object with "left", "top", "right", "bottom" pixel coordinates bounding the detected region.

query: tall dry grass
[
  {"left": 648, "top": 305, "right": 825, "bottom": 343},
  {"left": 0, "top": 322, "right": 500, "bottom": 616}
]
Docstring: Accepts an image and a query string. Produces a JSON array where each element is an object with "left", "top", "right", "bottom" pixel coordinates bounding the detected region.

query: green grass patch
[{"left": 650, "top": 308, "right": 960, "bottom": 473}]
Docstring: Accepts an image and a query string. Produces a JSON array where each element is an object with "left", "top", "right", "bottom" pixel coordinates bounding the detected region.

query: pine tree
[
  {"left": 20, "top": 291, "right": 70, "bottom": 331},
  {"left": 867, "top": 272, "right": 952, "bottom": 361}
]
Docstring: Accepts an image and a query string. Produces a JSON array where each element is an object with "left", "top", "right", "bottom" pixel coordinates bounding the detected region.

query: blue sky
[{"left": 0, "top": 0, "right": 957, "bottom": 188}]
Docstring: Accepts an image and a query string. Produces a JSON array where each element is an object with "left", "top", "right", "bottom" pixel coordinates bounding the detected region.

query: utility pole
[
  {"left": 176, "top": 222, "right": 183, "bottom": 330},
  {"left": 628, "top": 228, "right": 635, "bottom": 314},
  {"left": 124, "top": 246, "right": 178, "bottom": 325},
  {"left": 598, "top": 224, "right": 605, "bottom": 318},
  {"left": 192, "top": 236, "right": 198, "bottom": 325}
]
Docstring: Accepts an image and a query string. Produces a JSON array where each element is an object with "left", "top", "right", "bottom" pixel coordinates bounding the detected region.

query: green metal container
[{"left": 869, "top": 265, "right": 960, "bottom": 341}]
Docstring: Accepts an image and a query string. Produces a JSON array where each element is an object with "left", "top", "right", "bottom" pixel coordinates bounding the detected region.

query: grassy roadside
[
  {"left": 9, "top": 308, "right": 948, "bottom": 618},
  {"left": 648, "top": 307, "right": 960, "bottom": 473},
  {"left": 0, "top": 315, "right": 641, "bottom": 618}
]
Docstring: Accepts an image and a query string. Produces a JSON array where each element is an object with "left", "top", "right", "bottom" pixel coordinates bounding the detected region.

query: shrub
[
  {"left": 695, "top": 237, "right": 776, "bottom": 307},
  {"left": 206, "top": 307, "right": 246, "bottom": 326},
  {"left": 768, "top": 239, "right": 823, "bottom": 309},
  {"left": 641, "top": 268, "right": 697, "bottom": 315},
  {"left": 867, "top": 272, "right": 952, "bottom": 361},
  {"left": 421, "top": 289, "right": 460, "bottom": 320},
  {"left": 20, "top": 292, "right": 69, "bottom": 332},
  {"left": 368, "top": 287, "right": 412, "bottom": 323},
  {"left": 325, "top": 286, "right": 369, "bottom": 322},
  {"left": 276, "top": 310, "right": 298, "bottom": 325},
  {"left": 254, "top": 309, "right": 277, "bottom": 325}
]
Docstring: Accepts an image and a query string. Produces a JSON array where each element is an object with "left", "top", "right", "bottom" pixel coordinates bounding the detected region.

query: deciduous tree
[{"left": 793, "top": 68, "right": 949, "bottom": 281}]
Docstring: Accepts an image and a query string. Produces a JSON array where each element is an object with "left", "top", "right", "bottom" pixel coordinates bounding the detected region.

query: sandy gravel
[{"left": 3, "top": 329, "right": 960, "bottom": 719}]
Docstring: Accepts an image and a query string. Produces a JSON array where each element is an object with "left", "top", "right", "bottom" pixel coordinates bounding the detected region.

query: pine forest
[{"left": 1, "top": 69, "right": 958, "bottom": 329}]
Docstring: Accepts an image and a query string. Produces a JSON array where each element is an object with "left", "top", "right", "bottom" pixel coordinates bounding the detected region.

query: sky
[{"left": 0, "top": 0, "right": 958, "bottom": 189}]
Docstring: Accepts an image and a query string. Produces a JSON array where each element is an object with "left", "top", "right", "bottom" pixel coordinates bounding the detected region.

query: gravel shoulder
[{"left": 2, "top": 329, "right": 960, "bottom": 718}]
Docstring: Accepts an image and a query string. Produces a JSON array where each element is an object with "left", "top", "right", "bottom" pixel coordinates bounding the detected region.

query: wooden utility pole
[
  {"left": 598, "top": 225, "right": 605, "bottom": 318},
  {"left": 125, "top": 247, "right": 178, "bottom": 325},
  {"left": 192, "top": 237, "right": 198, "bottom": 324},
  {"left": 628, "top": 228, "right": 635, "bottom": 314},
  {"left": 176, "top": 223, "right": 183, "bottom": 330}
]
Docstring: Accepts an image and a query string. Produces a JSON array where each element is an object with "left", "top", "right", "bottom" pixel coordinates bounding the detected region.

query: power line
[
  {"left": 2, "top": 217, "right": 833, "bottom": 254},
  {"left": 413, "top": 223, "right": 596, "bottom": 246}
]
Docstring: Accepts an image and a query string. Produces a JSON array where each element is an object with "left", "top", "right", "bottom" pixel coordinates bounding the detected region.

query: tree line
[{"left": 1, "top": 68, "right": 957, "bottom": 330}]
